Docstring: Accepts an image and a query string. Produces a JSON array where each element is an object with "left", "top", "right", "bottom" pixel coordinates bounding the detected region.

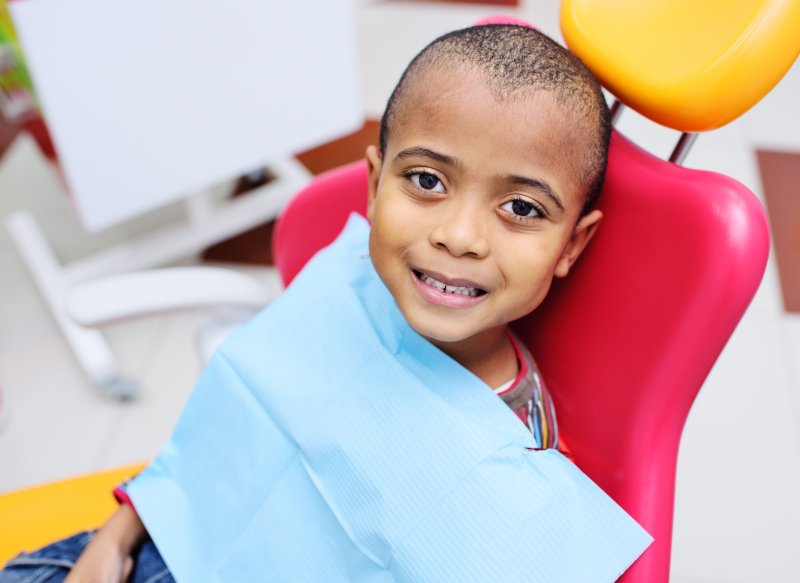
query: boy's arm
[{"left": 64, "top": 504, "right": 148, "bottom": 583}]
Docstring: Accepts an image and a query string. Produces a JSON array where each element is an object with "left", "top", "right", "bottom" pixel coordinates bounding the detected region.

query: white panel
[
  {"left": 672, "top": 312, "right": 800, "bottom": 582},
  {"left": 10, "top": 0, "right": 362, "bottom": 231}
]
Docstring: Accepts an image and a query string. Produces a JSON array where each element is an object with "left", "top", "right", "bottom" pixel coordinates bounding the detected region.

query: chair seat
[
  {"left": 0, "top": 463, "right": 144, "bottom": 564},
  {"left": 561, "top": 0, "right": 800, "bottom": 131}
]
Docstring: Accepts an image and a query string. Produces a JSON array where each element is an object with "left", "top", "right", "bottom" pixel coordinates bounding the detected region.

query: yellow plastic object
[
  {"left": 561, "top": 0, "right": 800, "bottom": 132},
  {"left": 0, "top": 463, "right": 145, "bottom": 565}
]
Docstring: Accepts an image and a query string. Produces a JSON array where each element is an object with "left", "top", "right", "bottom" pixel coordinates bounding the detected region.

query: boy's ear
[
  {"left": 554, "top": 209, "right": 602, "bottom": 278},
  {"left": 365, "top": 145, "right": 383, "bottom": 223}
]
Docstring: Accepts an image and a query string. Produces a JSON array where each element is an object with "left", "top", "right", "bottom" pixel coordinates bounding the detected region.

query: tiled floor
[{"left": 1, "top": 2, "right": 799, "bottom": 581}]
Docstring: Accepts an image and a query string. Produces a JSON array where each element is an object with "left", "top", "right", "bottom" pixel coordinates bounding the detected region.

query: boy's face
[{"left": 367, "top": 67, "right": 601, "bottom": 353}]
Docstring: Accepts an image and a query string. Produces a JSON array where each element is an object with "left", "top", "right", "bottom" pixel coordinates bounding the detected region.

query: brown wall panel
[{"left": 757, "top": 149, "right": 800, "bottom": 313}]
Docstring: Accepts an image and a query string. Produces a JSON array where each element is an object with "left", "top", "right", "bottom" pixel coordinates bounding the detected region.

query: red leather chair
[{"left": 273, "top": 134, "right": 769, "bottom": 581}]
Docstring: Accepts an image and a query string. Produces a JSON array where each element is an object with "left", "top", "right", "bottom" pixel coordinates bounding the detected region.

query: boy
[{"left": 2, "top": 22, "right": 649, "bottom": 583}]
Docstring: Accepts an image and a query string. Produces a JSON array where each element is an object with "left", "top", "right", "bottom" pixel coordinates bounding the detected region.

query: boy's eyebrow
[
  {"left": 393, "top": 147, "right": 566, "bottom": 214},
  {"left": 393, "top": 147, "right": 460, "bottom": 168},
  {"left": 507, "top": 175, "right": 565, "bottom": 213}
]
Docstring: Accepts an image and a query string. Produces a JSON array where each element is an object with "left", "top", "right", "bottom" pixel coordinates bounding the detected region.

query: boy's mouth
[{"left": 412, "top": 269, "right": 487, "bottom": 297}]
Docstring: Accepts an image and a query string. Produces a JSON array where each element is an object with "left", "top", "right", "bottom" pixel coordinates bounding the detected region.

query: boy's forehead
[
  {"left": 386, "top": 66, "right": 594, "bottom": 206},
  {"left": 392, "top": 64, "right": 591, "bottom": 146}
]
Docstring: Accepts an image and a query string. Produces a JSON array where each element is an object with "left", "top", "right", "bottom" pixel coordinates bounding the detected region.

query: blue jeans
[{"left": 0, "top": 531, "right": 174, "bottom": 583}]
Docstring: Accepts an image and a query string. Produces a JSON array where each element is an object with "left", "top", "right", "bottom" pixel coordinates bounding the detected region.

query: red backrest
[
  {"left": 273, "top": 160, "right": 370, "bottom": 285},
  {"left": 273, "top": 131, "right": 769, "bottom": 582}
]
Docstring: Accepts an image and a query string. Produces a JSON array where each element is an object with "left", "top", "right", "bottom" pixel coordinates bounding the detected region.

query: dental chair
[{"left": 2, "top": 2, "right": 798, "bottom": 581}]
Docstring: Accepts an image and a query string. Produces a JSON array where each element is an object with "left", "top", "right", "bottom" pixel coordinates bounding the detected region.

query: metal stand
[
  {"left": 610, "top": 98, "right": 699, "bottom": 167},
  {"left": 609, "top": 99, "right": 625, "bottom": 125},
  {"left": 669, "top": 132, "right": 698, "bottom": 165},
  {"left": 5, "top": 156, "right": 311, "bottom": 397}
]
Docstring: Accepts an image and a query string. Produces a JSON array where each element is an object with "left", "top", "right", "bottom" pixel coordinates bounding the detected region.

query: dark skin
[
  {"left": 367, "top": 66, "right": 601, "bottom": 387},
  {"left": 64, "top": 504, "right": 144, "bottom": 582}
]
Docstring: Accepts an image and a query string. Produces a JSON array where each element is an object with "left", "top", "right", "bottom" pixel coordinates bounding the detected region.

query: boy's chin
[
  {"left": 419, "top": 331, "right": 469, "bottom": 346},
  {"left": 407, "top": 318, "right": 497, "bottom": 348}
]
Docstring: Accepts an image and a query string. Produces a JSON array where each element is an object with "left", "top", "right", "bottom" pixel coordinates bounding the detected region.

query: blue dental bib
[{"left": 128, "top": 214, "right": 651, "bottom": 582}]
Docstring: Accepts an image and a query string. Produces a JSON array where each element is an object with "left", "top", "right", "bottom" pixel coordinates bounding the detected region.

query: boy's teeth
[
  {"left": 420, "top": 273, "right": 481, "bottom": 297},
  {"left": 421, "top": 273, "right": 446, "bottom": 290}
]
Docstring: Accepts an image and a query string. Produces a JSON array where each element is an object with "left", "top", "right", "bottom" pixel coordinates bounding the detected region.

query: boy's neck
[{"left": 429, "top": 327, "right": 519, "bottom": 388}]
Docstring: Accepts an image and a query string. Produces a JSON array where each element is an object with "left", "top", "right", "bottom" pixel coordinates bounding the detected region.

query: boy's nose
[{"left": 428, "top": 202, "right": 489, "bottom": 258}]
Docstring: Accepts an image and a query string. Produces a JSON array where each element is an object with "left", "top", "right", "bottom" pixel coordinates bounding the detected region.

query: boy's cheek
[{"left": 372, "top": 192, "right": 412, "bottom": 231}]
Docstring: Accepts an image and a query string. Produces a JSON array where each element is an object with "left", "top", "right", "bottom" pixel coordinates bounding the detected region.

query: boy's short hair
[{"left": 379, "top": 24, "right": 611, "bottom": 216}]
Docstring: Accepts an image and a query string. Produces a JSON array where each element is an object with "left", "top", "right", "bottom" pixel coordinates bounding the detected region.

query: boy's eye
[
  {"left": 410, "top": 172, "right": 445, "bottom": 193},
  {"left": 501, "top": 198, "right": 542, "bottom": 219}
]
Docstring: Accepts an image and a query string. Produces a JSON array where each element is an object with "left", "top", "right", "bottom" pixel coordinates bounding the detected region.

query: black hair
[{"left": 379, "top": 24, "right": 611, "bottom": 215}]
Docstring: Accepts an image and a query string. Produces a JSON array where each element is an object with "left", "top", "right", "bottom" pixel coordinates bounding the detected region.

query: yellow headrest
[{"left": 561, "top": 0, "right": 800, "bottom": 132}]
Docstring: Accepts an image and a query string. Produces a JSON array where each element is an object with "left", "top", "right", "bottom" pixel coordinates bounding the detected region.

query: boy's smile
[
  {"left": 412, "top": 268, "right": 487, "bottom": 305},
  {"left": 366, "top": 66, "right": 601, "bottom": 374}
]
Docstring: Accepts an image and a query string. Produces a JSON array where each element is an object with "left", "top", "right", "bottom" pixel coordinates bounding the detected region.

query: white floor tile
[
  {"left": 0, "top": 294, "right": 120, "bottom": 491},
  {"left": 92, "top": 312, "right": 207, "bottom": 471}
]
